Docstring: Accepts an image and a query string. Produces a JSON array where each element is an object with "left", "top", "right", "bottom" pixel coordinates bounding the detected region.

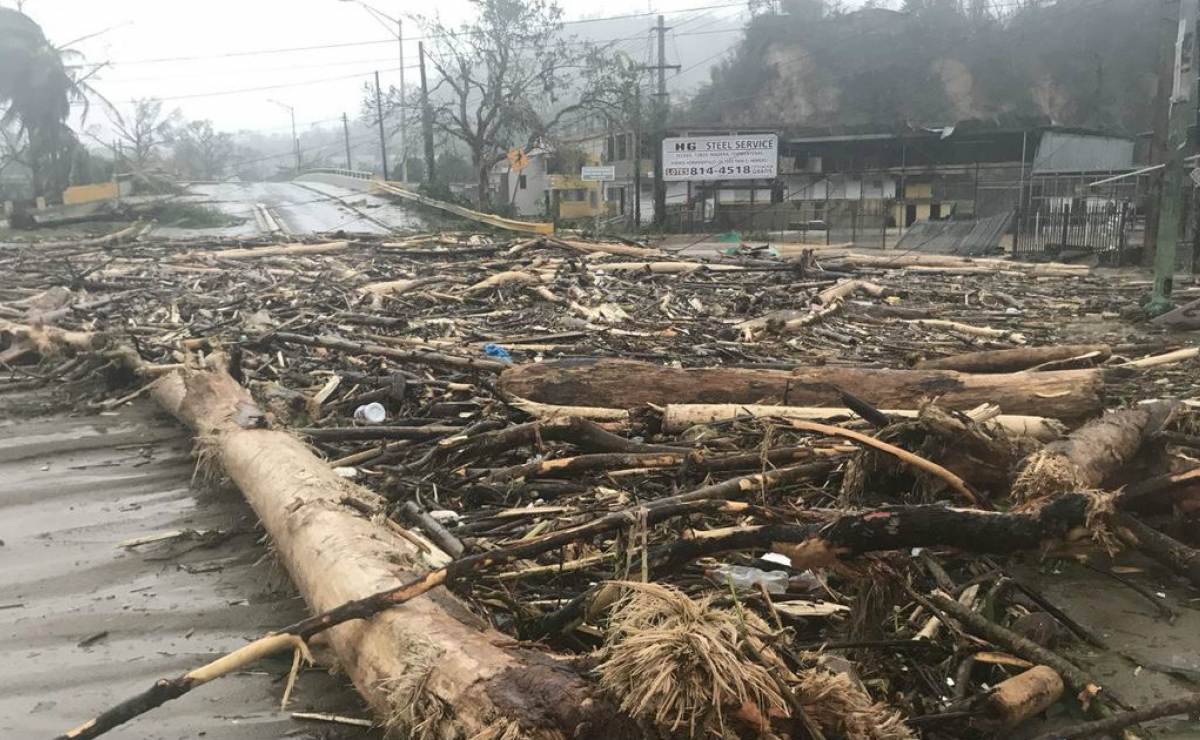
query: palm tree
[{"left": 0, "top": 8, "right": 94, "bottom": 198}]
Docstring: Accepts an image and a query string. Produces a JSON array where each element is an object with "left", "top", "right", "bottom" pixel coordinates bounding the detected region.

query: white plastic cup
[{"left": 353, "top": 402, "right": 386, "bottom": 424}]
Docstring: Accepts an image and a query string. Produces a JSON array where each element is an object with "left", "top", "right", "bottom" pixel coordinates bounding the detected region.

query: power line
[
  {"left": 71, "top": 66, "right": 407, "bottom": 108},
  {"left": 74, "top": 2, "right": 750, "bottom": 68}
]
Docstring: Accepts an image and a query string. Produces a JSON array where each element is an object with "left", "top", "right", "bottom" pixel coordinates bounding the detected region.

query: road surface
[
  {"left": 157, "top": 180, "right": 427, "bottom": 239},
  {"left": 0, "top": 391, "right": 378, "bottom": 739}
]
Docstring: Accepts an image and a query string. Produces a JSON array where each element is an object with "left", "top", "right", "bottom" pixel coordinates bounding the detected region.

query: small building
[{"left": 492, "top": 147, "right": 551, "bottom": 217}]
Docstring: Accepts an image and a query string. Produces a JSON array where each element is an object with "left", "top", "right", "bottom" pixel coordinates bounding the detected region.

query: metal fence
[{"left": 1012, "top": 172, "right": 1150, "bottom": 264}]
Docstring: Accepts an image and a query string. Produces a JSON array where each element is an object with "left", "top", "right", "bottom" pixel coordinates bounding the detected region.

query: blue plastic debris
[{"left": 483, "top": 343, "right": 513, "bottom": 363}]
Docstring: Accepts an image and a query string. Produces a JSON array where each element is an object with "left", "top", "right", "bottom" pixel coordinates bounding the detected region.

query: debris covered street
[
  {"left": 4, "top": 0, "right": 1200, "bottom": 737},
  {"left": 3, "top": 228, "right": 1200, "bottom": 739}
]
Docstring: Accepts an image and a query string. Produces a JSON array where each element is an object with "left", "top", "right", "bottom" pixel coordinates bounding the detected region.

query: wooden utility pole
[
  {"left": 647, "top": 15, "right": 679, "bottom": 226},
  {"left": 342, "top": 113, "right": 353, "bottom": 170},
  {"left": 374, "top": 70, "right": 390, "bottom": 182},
  {"left": 1145, "top": 0, "right": 1180, "bottom": 266},
  {"left": 633, "top": 87, "right": 642, "bottom": 228},
  {"left": 419, "top": 41, "right": 437, "bottom": 185},
  {"left": 1147, "top": 0, "right": 1198, "bottom": 315}
]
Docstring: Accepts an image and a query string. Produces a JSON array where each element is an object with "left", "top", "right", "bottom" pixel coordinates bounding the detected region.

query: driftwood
[
  {"left": 59, "top": 360, "right": 635, "bottom": 740},
  {"left": 498, "top": 359, "right": 1105, "bottom": 419},
  {"left": 657, "top": 403, "right": 1064, "bottom": 441},
  {"left": 1013, "top": 402, "right": 1176, "bottom": 501},
  {"left": 1029, "top": 691, "right": 1200, "bottom": 740},
  {"left": 975, "top": 665, "right": 1064, "bottom": 729},
  {"left": 172, "top": 240, "right": 350, "bottom": 261},
  {"left": 916, "top": 344, "right": 1111, "bottom": 373}
]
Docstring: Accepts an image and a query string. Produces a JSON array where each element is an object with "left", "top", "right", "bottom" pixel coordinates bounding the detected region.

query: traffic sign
[{"left": 507, "top": 148, "right": 530, "bottom": 172}]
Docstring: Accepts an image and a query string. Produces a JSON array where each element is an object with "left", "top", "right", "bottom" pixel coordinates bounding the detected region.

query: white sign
[
  {"left": 662, "top": 133, "right": 778, "bottom": 181},
  {"left": 581, "top": 165, "right": 615, "bottom": 182}
]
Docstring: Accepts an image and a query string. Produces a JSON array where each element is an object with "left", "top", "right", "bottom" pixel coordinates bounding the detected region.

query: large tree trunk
[
  {"left": 498, "top": 359, "right": 1105, "bottom": 420},
  {"left": 915, "top": 344, "right": 1111, "bottom": 373},
  {"left": 150, "top": 362, "right": 633, "bottom": 739},
  {"left": 1012, "top": 402, "right": 1176, "bottom": 502}
]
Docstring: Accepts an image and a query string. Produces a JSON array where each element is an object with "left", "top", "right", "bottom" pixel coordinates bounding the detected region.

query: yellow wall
[
  {"left": 63, "top": 182, "right": 119, "bottom": 205},
  {"left": 905, "top": 182, "right": 932, "bottom": 199},
  {"left": 549, "top": 175, "right": 603, "bottom": 218}
]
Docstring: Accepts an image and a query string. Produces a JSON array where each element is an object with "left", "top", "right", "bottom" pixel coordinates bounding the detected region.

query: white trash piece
[
  {"left": 707, "top": 564, "right": 789, "bottom": 595},
  {"left": 353, "top": 402, "right": 387, "bottom": 424}
]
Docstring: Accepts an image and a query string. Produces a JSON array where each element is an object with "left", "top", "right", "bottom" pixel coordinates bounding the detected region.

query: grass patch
[{"left": 154, "top": 203, "right": 244, "bottom": 229}]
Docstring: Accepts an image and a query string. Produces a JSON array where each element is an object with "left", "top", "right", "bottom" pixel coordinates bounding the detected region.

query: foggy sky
[{"left": 15, "top": 0, "right": 758, "bottom": 136}]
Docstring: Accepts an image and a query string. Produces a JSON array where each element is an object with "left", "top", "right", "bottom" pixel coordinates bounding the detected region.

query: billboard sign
[{"left": 662, "top": 133, "right": 778, "bottom": 181}]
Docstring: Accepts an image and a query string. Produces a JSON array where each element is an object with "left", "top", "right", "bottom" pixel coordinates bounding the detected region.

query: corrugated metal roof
[{"left": 1033, "top": 132, "right": 1136, "bottom": 173}]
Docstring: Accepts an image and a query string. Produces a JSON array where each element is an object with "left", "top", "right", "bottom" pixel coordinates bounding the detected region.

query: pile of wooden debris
[{"left": 4, "top": 231, "right": 1199, "bottom": 740}]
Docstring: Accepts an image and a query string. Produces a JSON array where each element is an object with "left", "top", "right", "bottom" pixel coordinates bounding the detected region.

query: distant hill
[{"left": 683, "top": 0, "right": 1160, "bottom": 134}]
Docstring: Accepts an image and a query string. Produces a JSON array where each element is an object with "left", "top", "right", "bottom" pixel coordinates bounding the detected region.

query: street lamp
[
  {"left": 339, "top": 0, "right": 407, "bottom": 182},
  {"left": 268, "top": 98, "right": 300, "bottom": 176}
]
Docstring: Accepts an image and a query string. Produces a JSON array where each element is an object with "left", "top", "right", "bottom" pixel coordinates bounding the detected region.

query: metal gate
[{"left": 1012, "top": 172, "right": 1149, "bottom": 264}]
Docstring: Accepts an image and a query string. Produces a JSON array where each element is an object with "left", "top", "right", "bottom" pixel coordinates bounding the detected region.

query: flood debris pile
[{"left": 3, "top": 232, "right": 1200, "bottom": 739}]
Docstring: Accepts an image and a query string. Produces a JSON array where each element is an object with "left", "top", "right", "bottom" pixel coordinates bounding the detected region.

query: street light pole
[
  {"left": 397, "top": 17, "right": 408, "bottom": 182},
  {"left": 339, "top": 0, "right": 407, "bottom": 182},
  {"left": 374, "top": 70, "right": 390, "bottom": 181},
  {"left": 268, "top": 99, "right": 299, "bottom": 176}
]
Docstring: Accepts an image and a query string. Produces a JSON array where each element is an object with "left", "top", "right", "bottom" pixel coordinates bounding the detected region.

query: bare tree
[
  {"left": 171, "top": 120, "right": 234, "bottom": 180},
  {"left": 108, "top": 98, "right": 179, "bottom": 171},
  {"left": 417, "top": 0, "right": 635, "bottom": 207}
]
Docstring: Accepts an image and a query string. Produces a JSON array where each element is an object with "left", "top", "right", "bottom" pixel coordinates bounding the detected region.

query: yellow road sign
[{"left": 507, "top": 148, "right": 530, "bottom": 172}]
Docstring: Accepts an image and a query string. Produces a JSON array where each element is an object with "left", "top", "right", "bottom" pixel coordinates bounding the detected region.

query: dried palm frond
[
  {"left": 597, "top": 581, "right": 787, "bottom": 737},
  {"left": 796, "top": 667, "right": 914, "bottom": 740}
]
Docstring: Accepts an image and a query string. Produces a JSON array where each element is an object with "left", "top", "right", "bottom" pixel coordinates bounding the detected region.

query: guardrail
[
  {"left": 370, "top": 180, "right": 554, "bottom": 236},
  {"left": 301, "top": 167, "right": 377, "bottom": 181}
]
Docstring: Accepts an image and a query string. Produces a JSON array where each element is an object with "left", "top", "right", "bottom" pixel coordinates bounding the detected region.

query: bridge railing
[{"left": 299, "top": 168, "right": 377, "bottom": 181}]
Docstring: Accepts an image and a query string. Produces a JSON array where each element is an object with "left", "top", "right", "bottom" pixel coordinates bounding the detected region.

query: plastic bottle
[
  {"left": 707, "top": 564, "right": 790, "bottom": 595},
  {"left": 353, "top": 402, "right": 387, "bottom": 424}
]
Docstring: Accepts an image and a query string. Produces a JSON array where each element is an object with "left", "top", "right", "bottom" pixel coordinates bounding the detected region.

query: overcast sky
[{"left": 13, "top": 0, "right": 755, "bottom": 136}]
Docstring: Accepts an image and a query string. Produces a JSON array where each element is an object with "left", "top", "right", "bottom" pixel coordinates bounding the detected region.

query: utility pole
[
  {"left": 397, "top": 17, "right": 408, "bottom": 182},
  {"left": 268, "top": 99, "right": 299, "bottom": 175},
  {"left": 419, "top": 41, "right": 437, "bottom": 185},
  {"left": 642, "top": 15, "right": 680, "bottom": 226},
  {"left": 1146, "top": 0, "right": 1179, "bottom": 266},
  {"left": 1147, "top": 0, "right": 1198, "bottom": 315},
  {"left": 342, "top": 113, "right": 353, "bottom": 170},
  {"left": 633, "top": 87, "right": 642, "bottom": 229},
  {"left": 374, "top": 70, "right": 390, "bottom": 181}
]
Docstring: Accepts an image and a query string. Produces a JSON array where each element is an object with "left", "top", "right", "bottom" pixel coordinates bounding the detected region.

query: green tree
[{"left": 0, "top": 7, "right": 96, "bottom": 198}]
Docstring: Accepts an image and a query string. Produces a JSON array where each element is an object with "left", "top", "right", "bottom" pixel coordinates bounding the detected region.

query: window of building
[
  {"left": 616, "top": 134, "right": 628, "bottom": 161},
  {"left": 518, "top": 174, "right": 527, "bottom": 190}
]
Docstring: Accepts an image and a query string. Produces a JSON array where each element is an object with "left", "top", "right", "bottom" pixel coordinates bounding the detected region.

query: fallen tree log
[
  {"left": 172, "top": 240, "right": 350, "bottom": 261},
  {"left": 59, "top": 360, "right": 637, "bottom": 739},
  {"left": 658, "top": 403, "right": 1064, "bottom": 441},
  {"left": 916, "top": 345, "right": 1111, "bottom": 373},
  {"left": 498, "top": 359, "right": 1105, "bottom": 419},
  {"left": 1012, "top": 402, "right": 1176, "bottom": 502},
  {"left": 0, "top": 319, "right": 100, "bottom": 363},
  {"left": 590, "top": 261, "right": 745, "bottom": 274}
]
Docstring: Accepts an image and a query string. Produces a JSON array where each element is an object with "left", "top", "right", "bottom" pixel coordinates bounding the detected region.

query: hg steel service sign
[{"left": 662, "top": 133, "right": 778, "bottom": 181}]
